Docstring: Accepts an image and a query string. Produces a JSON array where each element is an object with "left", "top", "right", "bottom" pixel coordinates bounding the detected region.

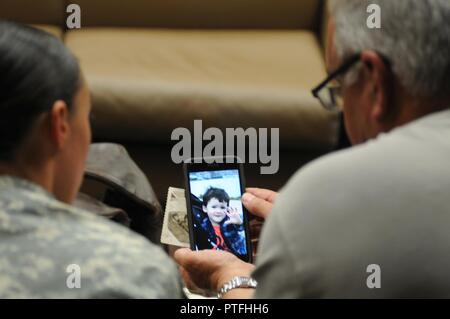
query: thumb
[
  {"left": 242, "top": 193, "right": 272, "bottom": 219},
  {"left": 174, "top": 248, "right": 194, "bottom": 268}
]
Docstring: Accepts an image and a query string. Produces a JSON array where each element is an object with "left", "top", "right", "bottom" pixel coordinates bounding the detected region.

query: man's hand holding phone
[
  {"left": 175, "top": 248, "right": 255, "bottom": 295},
  {"left": 175, "top": 187, "right": 278, "bottom": 298}
]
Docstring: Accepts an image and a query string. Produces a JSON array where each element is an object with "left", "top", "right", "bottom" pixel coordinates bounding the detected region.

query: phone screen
[{"left": 186, "top": 167, "right": 251, "bottom": 262}]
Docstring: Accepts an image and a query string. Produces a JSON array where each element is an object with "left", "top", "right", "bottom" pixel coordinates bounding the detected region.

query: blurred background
[{"left": 0, "top": 0, "right": 349, "bottom": 203}]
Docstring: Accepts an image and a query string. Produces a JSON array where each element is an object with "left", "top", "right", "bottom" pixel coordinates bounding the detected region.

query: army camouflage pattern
[{"left": 0, "top": 176, "right": 183, "bottom": 298}]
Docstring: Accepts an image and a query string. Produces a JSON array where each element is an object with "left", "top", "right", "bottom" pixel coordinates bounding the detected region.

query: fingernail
[{"left": 242, "top": 193, "right": 254, "bottom": 204}]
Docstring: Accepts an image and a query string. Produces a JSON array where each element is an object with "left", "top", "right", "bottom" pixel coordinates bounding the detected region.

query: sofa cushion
[
  {"left": 68, "top": 0, "right": 322, "bottom": 30},
  {"left": 66, "top": 28, "right": 338, "bottom": 150}
]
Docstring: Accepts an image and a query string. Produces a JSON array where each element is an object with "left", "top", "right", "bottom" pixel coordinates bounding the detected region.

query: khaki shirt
[{"left": 0, "top": 176, "right": 183, "bottom": 298}]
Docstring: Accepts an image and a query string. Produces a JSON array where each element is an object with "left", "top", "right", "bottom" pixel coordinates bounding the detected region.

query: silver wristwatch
[{"left": 217, "top": 276, "right": 258, "bottom": 298}]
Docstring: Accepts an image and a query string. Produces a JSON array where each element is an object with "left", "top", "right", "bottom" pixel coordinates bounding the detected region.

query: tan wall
[
  {"left": 0, "top": 0, "right": 65, "bottom": 26},
  {"left": 1, "top": 0, "right": 324, "bottom": 31}
]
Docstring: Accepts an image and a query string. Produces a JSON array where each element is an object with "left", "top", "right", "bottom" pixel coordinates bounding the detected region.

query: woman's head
[{"left": 0, "top": 21, "right": 91, "bottom": 203}]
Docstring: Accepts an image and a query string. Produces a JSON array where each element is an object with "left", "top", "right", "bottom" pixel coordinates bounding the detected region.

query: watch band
[{"left": 217, "top": 276, "right": 258, "bottom": 298}]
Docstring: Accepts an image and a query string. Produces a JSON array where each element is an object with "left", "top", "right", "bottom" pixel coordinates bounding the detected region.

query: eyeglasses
[{"left": 312, "top": 53, "right": 361, "bottom": 112}]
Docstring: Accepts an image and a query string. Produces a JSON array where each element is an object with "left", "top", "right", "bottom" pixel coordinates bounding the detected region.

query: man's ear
[
  {"left": 360, "top": 50, "right": 393, "bottom": 122},
  {"left": 49, "top": 100, "right": 71, "bottom": 150},
  {"left": 202, "top": 205, "right": 207, "bottom": 213}
]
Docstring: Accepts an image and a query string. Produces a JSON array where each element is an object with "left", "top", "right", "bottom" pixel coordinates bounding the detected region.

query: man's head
[
  {"left": 202, "top": 187, "right": 230, "bottom": 225},
  {"left": 326, "top": 0, "right": 450, "bottom": 144},
  {"left": 0, "top": 21, "right": 92, "bottom": 203}
]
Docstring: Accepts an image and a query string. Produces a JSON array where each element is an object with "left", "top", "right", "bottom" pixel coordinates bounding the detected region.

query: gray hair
[{"left": 329, "top": 0, "right": 450, "bottom": 99}]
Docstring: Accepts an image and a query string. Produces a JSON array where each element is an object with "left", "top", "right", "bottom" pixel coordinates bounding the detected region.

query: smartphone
[{"left": 183, "top": 157, "right": 252, "bottom": 263}]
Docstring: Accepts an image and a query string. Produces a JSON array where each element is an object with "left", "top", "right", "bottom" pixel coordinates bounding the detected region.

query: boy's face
[{"left": 203, "top": 197, "right": 228, "bottom": 225}]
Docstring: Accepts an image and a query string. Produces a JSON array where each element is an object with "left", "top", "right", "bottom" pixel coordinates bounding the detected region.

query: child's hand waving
[{"left": 224, "top": 207, "right": 243, "bottom": 226}]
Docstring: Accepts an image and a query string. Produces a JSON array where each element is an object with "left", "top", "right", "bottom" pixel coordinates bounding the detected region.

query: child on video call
[{"left": 193, "top": 187, "right": 247, "bottom": 258}]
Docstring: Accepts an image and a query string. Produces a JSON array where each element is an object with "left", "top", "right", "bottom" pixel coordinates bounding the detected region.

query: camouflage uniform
[{"left": 0, "top": 176, "right": 183, "bottom": 298}]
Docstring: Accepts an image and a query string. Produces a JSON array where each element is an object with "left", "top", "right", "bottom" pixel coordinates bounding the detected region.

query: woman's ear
[
  {"left": 202, "top": 205, "right": 207, "bottom": 213},
  {"left": 49, "top": 100, "right": 71, "bottom": 150},
  {"left": 360, "top": 50, "right": 393, "bottom": 123}
]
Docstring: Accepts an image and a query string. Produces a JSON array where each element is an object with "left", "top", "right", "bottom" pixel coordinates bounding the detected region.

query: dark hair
[
  {"left": 0, "top": 20, "right": 81, "bottom": 162},
  {"left": 202, "top": 187, "right": 230, "bottom": 207}
]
